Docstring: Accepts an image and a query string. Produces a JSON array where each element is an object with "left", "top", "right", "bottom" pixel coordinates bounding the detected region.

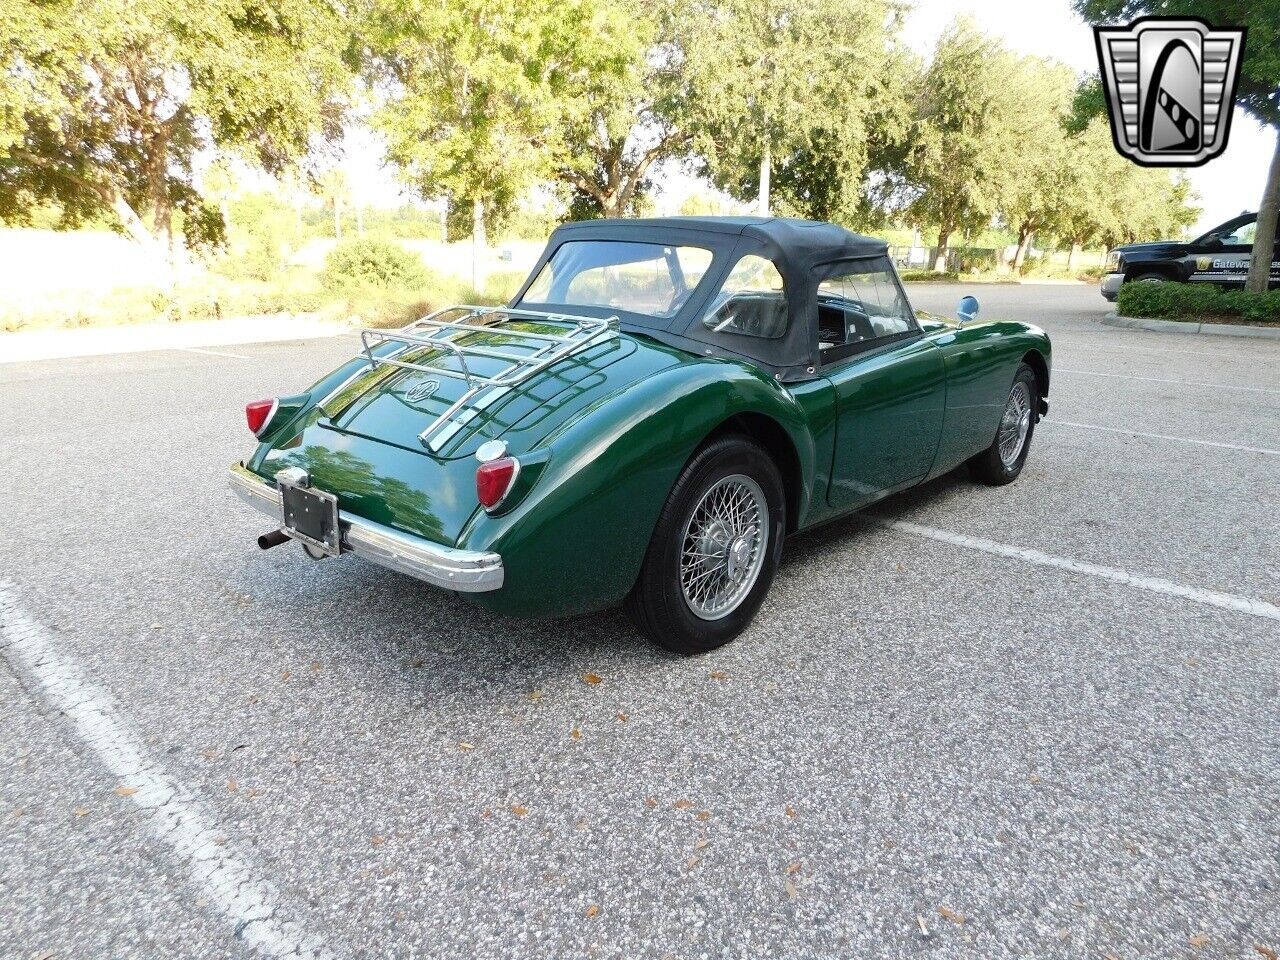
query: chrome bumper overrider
[
  {"left": 228, "top": 463, "right": 504, "bottom": 592},
  {"left": 1100, "top": 272, "right": 1125, "bottom": 300}
]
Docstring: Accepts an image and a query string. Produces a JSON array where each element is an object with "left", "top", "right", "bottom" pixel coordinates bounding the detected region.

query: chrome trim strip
[{"left": 228, "top": 463, "right": 504, "bottom": 592}]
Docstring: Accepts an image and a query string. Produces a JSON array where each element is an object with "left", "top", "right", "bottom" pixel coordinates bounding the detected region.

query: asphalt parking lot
[{"left": 2, "top": 282, "right": 1277, "bottom": 960}]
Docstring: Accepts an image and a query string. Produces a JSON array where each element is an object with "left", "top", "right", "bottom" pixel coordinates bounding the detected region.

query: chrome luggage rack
[{"left": 358, "top": 305, "right": 619, "bottom": 451}]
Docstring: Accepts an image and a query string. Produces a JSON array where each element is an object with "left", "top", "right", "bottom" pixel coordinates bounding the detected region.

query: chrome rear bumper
[{"left": 228, "top": 462, "right": 504, "bottom": 592}]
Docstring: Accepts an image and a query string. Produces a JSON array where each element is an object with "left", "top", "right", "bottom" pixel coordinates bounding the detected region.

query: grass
[
  {"left": 0, "top": 216, "right": 1107, "bottom": 334},
  {"left": 0, "top": 252, "right": 527, "bottom": 334}
]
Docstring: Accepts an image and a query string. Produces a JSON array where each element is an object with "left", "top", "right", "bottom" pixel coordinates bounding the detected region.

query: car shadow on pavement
[
  {"left": 780, "top": 467, "right": 972, "bottom": 568},
  {"left": 224, "top": 464, "right": 976, "bottom": 707}
]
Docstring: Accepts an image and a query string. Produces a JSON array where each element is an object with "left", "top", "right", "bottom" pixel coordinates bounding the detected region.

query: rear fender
[{"left": 458, "top": 360, "right": 816, "bottom": 619}]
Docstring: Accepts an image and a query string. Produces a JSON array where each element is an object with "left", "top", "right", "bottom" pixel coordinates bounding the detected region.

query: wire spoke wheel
[
  {"left": 679, "top": 474, "right": 769, "bottom": 621},
  {"left": 998, "top": 381, "right": 1033, "bottom": 468}
]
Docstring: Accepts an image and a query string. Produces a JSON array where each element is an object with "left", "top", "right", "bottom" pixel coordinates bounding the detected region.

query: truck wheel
[
  {"left": 969, "top": 364, "right": 1039, "bottom": 486},
  {"left": 625, "top": 436, "right": 785, "bottom": 655},
  {"left": 1132, "top": 272, "right": 1167, "bottom": 284}
]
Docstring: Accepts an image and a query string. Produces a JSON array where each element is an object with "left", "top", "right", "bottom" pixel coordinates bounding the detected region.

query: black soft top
[{"left": 511, "top": 216, "right": 896, "bottom": 381}]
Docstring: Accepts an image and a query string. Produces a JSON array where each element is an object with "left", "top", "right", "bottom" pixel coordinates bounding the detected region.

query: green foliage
[
  {"left": 320, "top": 238, "right": 430, "bottom": 293},
  {"left": 683, "top": 0, "right": 914, "bottom": 223},
  {"left": 895, "top": 19, "right": 1027, "bottom": 254},
  {"left": 996, "top": 58, "right": 1080, "bottom": 251},
  {"left": 554, "top": 0, "right": 685, "bottom": 217},
  {"left": 1117, "top": 282, "right": 1280, "bottom": 324},
  {"left": 1064, "top": 76, "right": 1106, "bottom": 135},
  {"left": 898, "top": 269, "right": 960, "bottom": 282},
  {"left": 892, "top": 18, "right": 1197, "bottom": 267},
  {"left": 0, "top": 0, "right": 354, "bottom": 250},
  {"left": 369, "top": 0, "right": 622, "bottom": 235}
]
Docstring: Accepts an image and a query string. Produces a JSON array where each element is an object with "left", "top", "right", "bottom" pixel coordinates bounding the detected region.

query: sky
[{"left": 335, "top": 0, "right": 1275, "bottom": 236}]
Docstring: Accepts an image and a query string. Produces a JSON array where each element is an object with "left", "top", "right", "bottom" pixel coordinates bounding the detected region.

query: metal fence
[{"left": 888, "top": 245, "right": 1000, "bottom": 273}]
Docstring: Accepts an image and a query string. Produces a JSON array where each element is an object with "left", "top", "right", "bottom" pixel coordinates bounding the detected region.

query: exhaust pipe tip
[{"left": 258, "top": 529, "right": 291, "bottom": 550}]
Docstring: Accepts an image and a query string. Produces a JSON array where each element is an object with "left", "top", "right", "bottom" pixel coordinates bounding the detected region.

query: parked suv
[{"left": 1100, "top": 211, "right": 1280, "bottom": 301}]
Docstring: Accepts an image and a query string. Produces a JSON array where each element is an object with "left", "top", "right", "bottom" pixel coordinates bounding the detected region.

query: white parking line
[
  {"left": 885, "top": 522, "right": 1280, "bottom": 623},
  {"left": 1055, "top": 367, "right": 1280, "bottom": 395},
  {"left": 179, "top": 346, "right": 252, "bottom": 360},
  {"left": 1051, "top": 420, "right": 1280, "bottom": 457},
  {"left": 0, "top": 584, "right": 337, "bottom": 960}
]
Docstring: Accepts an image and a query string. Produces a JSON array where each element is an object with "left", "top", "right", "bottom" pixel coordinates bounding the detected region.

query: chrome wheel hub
[
  {"left": 998, "top": 381, "right": 1032, "bottom": 467},
  {"left": 680, "top": 475, "right": 769, "bottom": 621}
]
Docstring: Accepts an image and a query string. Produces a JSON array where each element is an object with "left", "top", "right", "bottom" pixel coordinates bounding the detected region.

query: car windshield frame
[{"left": 517, "top": 239, "right": 716, "bottom": 321}]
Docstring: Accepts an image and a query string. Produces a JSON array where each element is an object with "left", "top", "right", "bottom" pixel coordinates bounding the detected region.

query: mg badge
[
  {"left": 405, "top": 378, "right": 440, "bottom": 403},
  {"left": 1094, "top": 17, "right": 1246, "bottom": 167}
]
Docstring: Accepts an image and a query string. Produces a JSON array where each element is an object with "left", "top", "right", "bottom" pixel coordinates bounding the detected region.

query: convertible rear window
[{"left": 519, "top": 240, "right": 713, "bottom": 318}]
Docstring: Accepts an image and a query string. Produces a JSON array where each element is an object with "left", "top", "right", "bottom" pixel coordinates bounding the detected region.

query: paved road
[{"left": 2, "top": 283, "right": 1277, "bottom": 960}]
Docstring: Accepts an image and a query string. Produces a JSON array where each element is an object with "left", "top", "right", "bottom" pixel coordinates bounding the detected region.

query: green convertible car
[{"left": 231, "top": 217, "right": 1051, "bottom": 653}]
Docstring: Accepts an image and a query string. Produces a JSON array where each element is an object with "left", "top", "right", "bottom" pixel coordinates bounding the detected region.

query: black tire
[
  {"left": 625, "top": 436, "right": 786, "bottom": 655},
  {"left": 1131, "top": 272, "right": 1168, "bottom": 284},
  {"left": 968, "top": 363, "right": 1039, "bottom": 486}
]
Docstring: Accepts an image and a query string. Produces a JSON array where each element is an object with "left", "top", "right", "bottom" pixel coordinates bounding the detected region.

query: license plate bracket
[{"left": 277, "top": 472, "right": 340, "bottom": 556}]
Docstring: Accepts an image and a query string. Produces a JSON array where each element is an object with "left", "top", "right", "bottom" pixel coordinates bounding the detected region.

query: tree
[
  {"left": 897, "top": 19, "right": 1025, "bottom": 271},
  {"left": 0, "top": 0, "right": 354, "bottom": 257},
  {"left": 369, "top": 0, "right": 618, "bottom": 268},
  {"left": 318, "top": 169, "right": 350, "bottom": 240},
  {"left": 1047, "top": 115, "right": 1199, "bottom": 256},
  {"left": 554, "top": 0, "right": 687, "bottom": 218},
  {"left": 996, "top": 59, "right": 1079, "bottom": 269},
  {"left": 1073, "top": 0, "right": 1280, "bottom": 292},
  {"left": 682, "top": 0, "right": 914, "bottom": 220}
]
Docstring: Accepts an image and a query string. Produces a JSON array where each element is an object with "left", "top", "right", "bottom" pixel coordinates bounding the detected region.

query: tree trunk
[
  {"left": 757, "top": 144, "right": 771, "bottom": 217},
  {"left": 1013, "top": 224, "right": 1033, "bottom": 270},
  {"left": 1245, "top": 133, "right": 1280, "bottom": 294},
  {"left": 471, "top": 197, "right": 487, "bottom": 293},
  {"left": 110, "top": 194, "right": 160, "bottom": 249},
  {"left": 1066, "top": 242, "right": 1081, "bottom": 274},
  {"left": 933, "top": 226, "right": 951, "bottom": 273}
]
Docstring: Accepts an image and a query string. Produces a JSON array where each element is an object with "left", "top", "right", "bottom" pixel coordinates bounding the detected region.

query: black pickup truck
[{"left": 1101, "top": 211, "right": 1280, "bottom": 302}]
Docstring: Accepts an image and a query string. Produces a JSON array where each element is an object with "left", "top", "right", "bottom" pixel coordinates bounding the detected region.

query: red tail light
[
  {"left": 476, "top": 457, "right": 519, "bottom": 510},
  {"left": 245, "top": 399, "right": 278, "bottom": 436}
]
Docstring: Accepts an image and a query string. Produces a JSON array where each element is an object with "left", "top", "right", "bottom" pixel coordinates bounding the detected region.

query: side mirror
[{"left": 956, "top": 295, "right": 980, "bottom": 325}]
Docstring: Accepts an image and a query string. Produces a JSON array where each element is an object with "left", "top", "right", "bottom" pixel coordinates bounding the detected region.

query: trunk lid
[
  {"left": 255, "top": 318, "right": 683, "bottom": 547},
  {"left": 322, "top": 318, "right": 641, "bottom": 460}
]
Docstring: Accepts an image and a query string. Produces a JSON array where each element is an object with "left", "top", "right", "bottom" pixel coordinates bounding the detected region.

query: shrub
[
  {"left": 956, "top": 248, "right": 998, "bottom": 273},
  {"left": 1117, "top": 281, "right": 1280, "bottom": 324},
  {"left": 899, "top": 269, "right": 960, "bottom": 282},
  {"left": 320, "top": 237, "right": 430, "bottom": 292}
]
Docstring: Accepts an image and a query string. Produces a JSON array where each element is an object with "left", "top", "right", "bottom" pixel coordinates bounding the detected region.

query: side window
[
  {"left": 701, "top": 255, "right": 788, "bottom": 339},
  {"left": 1222, "top": 220, "right": 1256, "bottom": 246},
  {"left": 817, "top": 259, "right": 915, "bottom": 360}
]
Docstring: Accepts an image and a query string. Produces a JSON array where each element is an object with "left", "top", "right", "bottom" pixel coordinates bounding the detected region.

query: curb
[{"left": 1103, "top": 312, "right": 1280, "bottom": 341}]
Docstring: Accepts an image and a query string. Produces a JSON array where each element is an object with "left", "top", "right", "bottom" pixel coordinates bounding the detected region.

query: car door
[
  {"left": 1186, "top": 214, "right": 1256, "bottom": 287},
  {"left": 818, "top": 258, "right": 945, "bottom": 510}
]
